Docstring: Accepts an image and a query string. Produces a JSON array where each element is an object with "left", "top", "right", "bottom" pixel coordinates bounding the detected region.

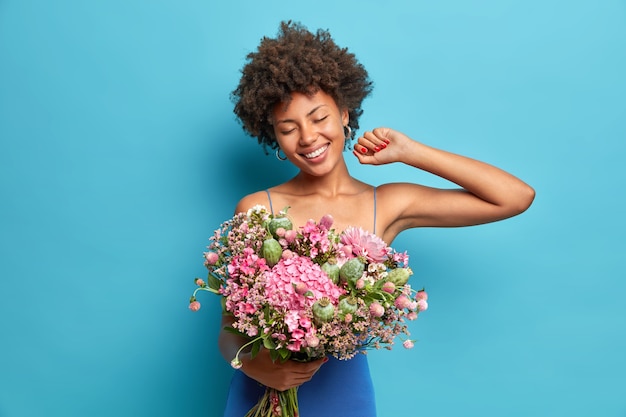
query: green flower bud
[
  {"left": 261, "top": 238, "right": 282, "bottom": 267},
  {"left": 387, "top": 267, "right": 412, "bottom": 286},
  {"left": 268, "top": 217, "right": 293, "bottom": 239},
  {"left": 338, "top": 296, "right": 358, "bottom": 314},
  {"left": 339, "top": 258, "right": 365, "bottom": 284},
  {"left": 321, "top": 262, "right": 340, "bottom": 284},
  {"left": 312, "top": 297, "right": 335, "bottom": 322}
]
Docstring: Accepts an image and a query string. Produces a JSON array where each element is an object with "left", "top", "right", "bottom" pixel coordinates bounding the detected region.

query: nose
[{"left": 299, "top": 122, "right": 317, "bottom": 146}]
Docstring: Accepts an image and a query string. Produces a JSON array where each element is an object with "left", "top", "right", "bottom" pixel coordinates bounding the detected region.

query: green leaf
[
  {"left": 223, "top": 326, "right": 246, "bottom": 337},
  {"left": 263, "top": 337, "right": 276, "bottom": 350},
  {"left": 250, "top": 340, "right": 261, "bottom": 359},
  {"left": 278, "top": 348, "right": 290, "bottom": 360},
  {"left": 207, "top": 274, "right": 222, "bottom": 291}
]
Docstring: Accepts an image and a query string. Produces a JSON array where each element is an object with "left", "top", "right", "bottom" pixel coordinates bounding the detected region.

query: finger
[{"left": 360, "top": 132, "right": 389, "bottom": 153}]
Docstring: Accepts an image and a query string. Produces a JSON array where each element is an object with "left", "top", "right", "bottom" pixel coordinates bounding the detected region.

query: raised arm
[{"left": 353, "top": 128, "right": 535, "bottom": 237}]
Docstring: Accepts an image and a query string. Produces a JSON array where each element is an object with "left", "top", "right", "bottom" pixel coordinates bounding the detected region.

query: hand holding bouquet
[{"left": 189, "top": 205, "right": 428, "bottom": 417}]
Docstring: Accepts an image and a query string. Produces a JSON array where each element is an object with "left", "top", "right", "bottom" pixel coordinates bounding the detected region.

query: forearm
[{"left": 218, "top": 315, "right": 248, "bottom": 364}]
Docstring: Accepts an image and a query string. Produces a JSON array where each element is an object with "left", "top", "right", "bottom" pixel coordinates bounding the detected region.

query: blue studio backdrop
[{"left": 1, "top": 1, "right": 625, "bottom": 416}]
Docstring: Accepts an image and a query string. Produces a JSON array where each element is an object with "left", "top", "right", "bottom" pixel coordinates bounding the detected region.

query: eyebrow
[{"left": 275, "top": 104, "right": 327, "bottom": 124}]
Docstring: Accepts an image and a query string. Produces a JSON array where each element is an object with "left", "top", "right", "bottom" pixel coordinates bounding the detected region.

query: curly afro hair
[{"left": 231, "top": 21, "right": 373, "bottom": 151}]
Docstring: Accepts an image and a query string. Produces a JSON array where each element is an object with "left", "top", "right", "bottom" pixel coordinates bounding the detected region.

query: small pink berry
[
  {"left": 355, "top": 278, "right": 365, "bottom": 289},
  {"left": 416, "top": 290, "right": 428, "bottom": 301},
  {"left": 305, "top": 334, "right": 320, "bottom": 348},
  {"left": 230, "top": 358, "right": 242, "bottom": 369},
  {"left": 284, "top": 229, "right": 297, "bottom": 243},
  {"left": 344, "top": 313, "right": 353, "bottom": 323},
  {"left": 382, "top": 281, "right": 396, "bottom": 294},
  {"left": 275, "top": 227, "right": 286, "bottom": 237},
  {"left": 320, "top": 214, "right": 334, "bottom": 230},
  {"left": 369, "top": 302, "right": 385, "bottom": 317},
  {"left": 394, "top": 295, "right": 411, "bottom": 309},
  {"left": 282, "top": 249, "right": 294, "bottom": 259},
  {"left": 270, "top": 390, "right": 280, "bottom": 405},
  {"left": 188, "top": 301, "right": 201, "bottom": 312},
  {"left": 293, "top": 282, "right": 308, "bottom": 295},
  {"left": 204, "top": 252, "right": 219, "bottom": 265},
  {"left": 403, "top": 340, "right": 415, "bottom": 349},
  {"left": 195, "top": 278, "right": 205, "bottom": 286},
  {"left": 417, "top": 299, "right": 428, "bottom": 311},
  {"left": 406, "top": 311, "right": 418, "bottom": 320}
]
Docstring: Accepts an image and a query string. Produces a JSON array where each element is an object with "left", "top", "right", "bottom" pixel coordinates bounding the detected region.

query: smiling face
[{"left": 271, "top": 90, "right": 349, "bottom": 176}]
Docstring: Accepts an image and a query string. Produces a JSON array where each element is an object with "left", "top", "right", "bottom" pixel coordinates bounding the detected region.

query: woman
[{"left": 219, "top": 21, "right": 535, "bottom": 416}]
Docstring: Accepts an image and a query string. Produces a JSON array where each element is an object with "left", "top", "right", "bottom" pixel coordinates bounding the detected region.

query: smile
[{"left": 303, "top": 144, "right": 329, "bottom": 159}]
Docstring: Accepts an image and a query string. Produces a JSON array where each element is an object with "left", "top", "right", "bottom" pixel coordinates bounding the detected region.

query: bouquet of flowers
[{"left": 189, "top": 205, "right": 428, "bottom": 417}]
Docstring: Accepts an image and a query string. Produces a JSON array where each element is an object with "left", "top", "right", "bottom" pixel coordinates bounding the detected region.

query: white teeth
[{"left": 304, "top": 145, "right": 328, "bottom": 159}]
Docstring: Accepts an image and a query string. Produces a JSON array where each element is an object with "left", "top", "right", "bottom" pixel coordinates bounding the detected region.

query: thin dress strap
[
  {"left": 373, "top": 186, "right": 377, "bottom": 235},
  {"left": 265, "top": 189, "right": 274, "bottom": 215}
]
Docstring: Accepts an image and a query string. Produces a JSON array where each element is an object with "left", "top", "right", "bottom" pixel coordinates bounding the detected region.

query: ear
[{"left": 341, "top": 108, "right": 349, "bottom": 126}]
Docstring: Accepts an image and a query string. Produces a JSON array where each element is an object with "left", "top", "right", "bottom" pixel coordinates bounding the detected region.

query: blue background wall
[{"left": 1, "top": 1, "right": 625, "bottom": 416}]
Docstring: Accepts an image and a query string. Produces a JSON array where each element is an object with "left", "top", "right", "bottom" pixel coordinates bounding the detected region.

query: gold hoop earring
[{"left": 275, "top": 148, "right": 287, "bottom": 161}]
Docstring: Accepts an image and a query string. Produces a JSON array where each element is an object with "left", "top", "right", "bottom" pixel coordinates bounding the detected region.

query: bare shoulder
[
  {"left": 376, "top": 182, "right": 437, "bottom": 208},
  {"left": 234, "top": 190, "right": 272, "bottom": 214}
]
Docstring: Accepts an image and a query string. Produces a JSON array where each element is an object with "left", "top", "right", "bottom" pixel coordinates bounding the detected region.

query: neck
[{"left": 291, "top": 162, "right": 357, "bottom": 197}]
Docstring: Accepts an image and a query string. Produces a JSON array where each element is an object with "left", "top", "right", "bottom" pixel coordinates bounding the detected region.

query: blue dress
[
  {"left": 222, "top": 188, "right": 379, "bottom": 416},
  {"left": 222, "top": 355, "right": 377, "bottom": 416}
]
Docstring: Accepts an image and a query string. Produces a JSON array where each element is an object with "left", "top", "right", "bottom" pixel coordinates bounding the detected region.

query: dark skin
[{"left": 219, "top": 90, "right": 535, "bottom": 391}]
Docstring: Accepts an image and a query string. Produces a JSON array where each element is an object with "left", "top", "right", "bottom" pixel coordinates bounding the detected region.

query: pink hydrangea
[{"left": 263, "top": 255, "right": 344, "bottom": 311}]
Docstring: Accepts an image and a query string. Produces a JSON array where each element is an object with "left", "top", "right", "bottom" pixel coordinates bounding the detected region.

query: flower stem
[{"left": 231, "top": 335, "right": 263, "bottom": 368}]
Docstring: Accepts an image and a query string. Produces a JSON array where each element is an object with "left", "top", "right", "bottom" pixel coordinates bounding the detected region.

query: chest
[{"left": 273, "top": 194, "right": 377, "bottom": 234}]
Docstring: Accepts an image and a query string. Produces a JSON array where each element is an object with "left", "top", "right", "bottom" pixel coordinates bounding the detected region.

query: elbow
[{"left": 509, "top": 184, "right": 536, "bottom": 216}]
